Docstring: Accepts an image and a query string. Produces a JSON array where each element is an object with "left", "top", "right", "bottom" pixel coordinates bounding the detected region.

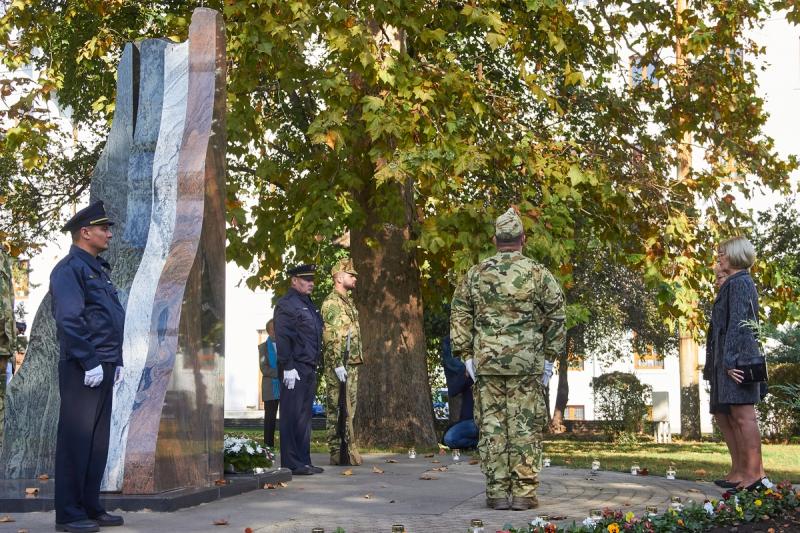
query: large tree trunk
[
  {"left": 549, "top": 350, "right": 569, "bottom": 433},
  {"left": 350, "top": 184, "right": 437, "bottom": 448}
]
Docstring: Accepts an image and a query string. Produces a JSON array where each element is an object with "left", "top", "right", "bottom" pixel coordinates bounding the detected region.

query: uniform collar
[
  {"left": 69, "top": 245, "right": 111, "bottom": 274},
  {"left": 332, "top": 289, "right": 354, "bottom": 305},
  {"left": 287, "top": 287, "right": 312, "bottom": 303}
]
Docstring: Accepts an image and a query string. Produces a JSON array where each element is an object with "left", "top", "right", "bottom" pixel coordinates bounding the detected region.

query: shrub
[
  {"left": 591, "top": 372, "right": 652, "bottom": 437},
  {"left": 757, "top": 363, "right": 800, "bottom": 440}
]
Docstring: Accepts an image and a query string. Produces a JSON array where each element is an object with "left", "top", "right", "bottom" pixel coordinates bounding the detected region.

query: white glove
[
  {"left": 541, "top": 360, "right": 555, "bottom": 387},
  {"left": 334, "top": 366, "right": 348, "bottom": 383},
  {"left": 114, "top": 366, "right": 123, "bottom": 385},
  {"left": 84, "top": 365, "right": 104, "bottom": 388},
  {"left": 283, "top": 369, "right": 300, "bottom": 390},
  {"left": 465, "top": 359, "right": 476, "bottom": 382}
]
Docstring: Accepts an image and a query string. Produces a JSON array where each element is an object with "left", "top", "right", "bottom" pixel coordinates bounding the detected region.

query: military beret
[
  {"left": 62, "top": 201, "right": 115, "bottom": 233},
  {"left": 287, "top": 263, "right": 317, "bottom": 278},
  {"left": 331, "top": 257, "right": 358, "bottom": 277},
  {"left": 495, "top": 207, "right": 523, "bottom": 239}
]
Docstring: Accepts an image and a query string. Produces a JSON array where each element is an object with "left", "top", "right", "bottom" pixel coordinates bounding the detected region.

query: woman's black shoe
[{"left": 714, "top": 479, "right": 740, "bottom": 488}]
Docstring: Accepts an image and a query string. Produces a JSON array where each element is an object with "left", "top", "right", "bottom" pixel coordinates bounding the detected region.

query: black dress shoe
[
  {"left": 714, "top": 479, "right": 740, "bottom": 488},
  {"left": 55, "top": 519, "right": 100, "bottom": 533},
  {"left": 90, "top": 513, "right": 124, "bottom": 526},
  {"left": 307, "top": 465, "right": 324, "bottom": 474},
  {"left": 291, "top": 466, "right": 314, "bottom": 475}
]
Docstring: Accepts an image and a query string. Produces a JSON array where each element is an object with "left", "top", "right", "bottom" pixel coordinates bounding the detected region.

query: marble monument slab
[
  {"left": 103, "top": 41, "right": 189, "bottom": 492},
  {"left": 0, "top": 45, "right": 139, "bottom": 479},
  {"left": 122, "top": 8, "right": 226, "bottom": 494}
]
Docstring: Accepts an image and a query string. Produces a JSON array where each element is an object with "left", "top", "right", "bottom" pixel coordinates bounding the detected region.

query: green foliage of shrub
[
  {"left": 591, "top": 371, "right": 652, "bottom": 437},
  {"left": 758, "top": 363, "right": 800, "bottom": 440}
]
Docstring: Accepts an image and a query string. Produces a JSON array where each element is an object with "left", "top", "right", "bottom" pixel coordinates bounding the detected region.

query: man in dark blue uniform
[
  {"left": 274, "top": 263, "right": 324, "bottom": 475},
  {"left": 51, "top": 201, "right": 125, "bottom": 533}
]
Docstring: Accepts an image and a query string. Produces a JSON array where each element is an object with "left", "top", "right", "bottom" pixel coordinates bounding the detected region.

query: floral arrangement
[
  {"left": 223, "top": 434, "right": 274, "bottom": 473},
  {"left": 489, "top": 481, "right": 799, "bottom": 533}
]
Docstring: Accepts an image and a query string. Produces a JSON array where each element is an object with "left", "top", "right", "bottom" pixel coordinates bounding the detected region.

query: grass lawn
[
  {"left": 542, "top": 437, "right": 800, "bottom": 483},
  {"left": 225, "top": 427, "right": 800, "bottom": 483}
]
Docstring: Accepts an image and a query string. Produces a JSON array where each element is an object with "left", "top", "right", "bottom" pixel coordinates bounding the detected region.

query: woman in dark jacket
[{"left": 706, "top": 236, "right": 771, "bottom": 492}]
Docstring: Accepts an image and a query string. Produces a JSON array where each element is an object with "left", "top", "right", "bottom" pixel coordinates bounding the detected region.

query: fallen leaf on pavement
[
  {"left": 469, "top": 459, "right": 479, "bottom": 465},
  {"left": 212, "top": 519, "right": 229, "bottom": 525},
  {"left": 0, "top": 516, "right": 14, "bottom": 523},
  {"left": 17, "top": 529, "right": 29, "bottom": 533},
  {"left": 342, "top": 469, "right": 353, "bottom": 476},
  {"left": 389, "top": 500, "right": 396, "bottom": 503},
  {"left": 245, "top": 528, "right": 254, "bottom": 533},
  {"left": 264, "top": 483, "right": 276, "bottom": 489},
  {"left": 214, "top": 479, "right": 227, "bottom": 486},
  {"left": 550, "top": 515, "right": 567, "bottom": 520},
  {"left": 372, "top": 466, "right": 384, "bottom": 474},
  {"left": 431, "top": 466, "right": 448, "bottom": 472},
  {"left": 688, "top": 488, "right": 702, "bottom": 493},
  {"left": 431, "top": 459, "right": 440, "bottom": 464},
  {"left": 385, "top": 459, "right": 398, "bottom": 463},
  {"left": 364, "top": 494, "right": 372, "bottom": 499},
  {"left": 278, "top": 482, "right": 288, "bottom": 488},
  {"left": 419, "top": 474, "right": 438, "bottom": 480},
  {"left": 423, "top": 453, "right": 434, "bottom": 458},
  {"left": 37, "top": 474, "right": 49, "bottom": 481},
  {"left": 24, "top": 488, "right": 38, "bottom": 496}
]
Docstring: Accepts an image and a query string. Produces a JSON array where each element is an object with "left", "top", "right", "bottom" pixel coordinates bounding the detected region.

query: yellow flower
[
  {"left": 755, "top": 499, "right": 762, "bottom": 507},
  {"left": 736, "top": 505, "right": 743, "bottom": 514},
  {"left": 677, "top": 519, "right": 685, "bottom": 527},
  {"left": 625, "top": 511, "right": 635, "bottom": 523},
  {"left": 765, "top": 489, "right": 773, "bottom": 495},
  {"left": 607, "top": 524, "right": 620, "bottom": 533}
]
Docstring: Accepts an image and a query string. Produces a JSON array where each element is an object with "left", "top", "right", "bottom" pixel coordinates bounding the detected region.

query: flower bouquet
[{"left": 223, "top": 434, "right": 275, "bottom": 474}]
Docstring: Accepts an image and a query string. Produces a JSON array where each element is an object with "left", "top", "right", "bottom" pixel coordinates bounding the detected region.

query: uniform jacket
[
  {"left": 0, "top": 249, "right": 16, "bottom": 357},
  {"left": 706, "top": 270, "right": 763, "bottom": 405},
  {"left": 450, "top": 250, "right": 566, "bottom": 376},
  {"left": 50, "top": 245, "right": 125, "bottom": 369},
  {"left": 259, "top": 337, "right": 280, "bottom": 401},
  {"left": 321, "top": 290, "right": 363, "bottom": 374},
  {"left": 274, "top": 287, "right": 323, "bottom": 371}
]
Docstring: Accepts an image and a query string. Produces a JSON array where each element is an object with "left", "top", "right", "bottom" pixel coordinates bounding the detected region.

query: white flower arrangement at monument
[{"left": 223, "top": 434, "right": 275, "bottom": 473}]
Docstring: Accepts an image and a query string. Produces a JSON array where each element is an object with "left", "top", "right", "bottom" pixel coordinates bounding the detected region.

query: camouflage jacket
[
  {"left": 0, "top": 249, "right": 16, "bottom": 356},
  {"left": 450, "top": 250, "right": 566, "bottom": 376},
  {"left": 321, "top": 289, "right": 363, "bottom": 371}
]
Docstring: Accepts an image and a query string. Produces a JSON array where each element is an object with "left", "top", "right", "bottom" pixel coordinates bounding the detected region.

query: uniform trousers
[
  {"left": 279, "top": 363, "right": 317, "bottom": 471},
  {"left": 55, "top": 360, "right": 115, "bottom": 524},
  {"left": 474, "top": 374, "right": 547, "bottom": 499},
  {"left": 325, "top": 364, "right": 361, "bottom": 465}
]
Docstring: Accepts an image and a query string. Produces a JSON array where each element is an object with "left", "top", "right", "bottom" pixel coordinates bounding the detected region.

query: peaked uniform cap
[
  {"left": 331, "top": 258, "right": 358, "bottom": 276},
  {"left": 495, "top": 207, "right": 523, "bottom": 239},
  {"left": 287, "top": 263, "right": 317, "bottom": 278},
  {"left": 62, "top": 201, "right": 115, "bottom": 233}
]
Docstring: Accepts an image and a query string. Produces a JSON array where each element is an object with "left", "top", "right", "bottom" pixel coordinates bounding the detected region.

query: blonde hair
[{"left": 719, "top": 236, "right": 756, "bottom": 270}]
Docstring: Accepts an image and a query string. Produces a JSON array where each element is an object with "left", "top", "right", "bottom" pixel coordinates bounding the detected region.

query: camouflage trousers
[
  {"left": 474, "top": 374, "right": 547, "bottom": 499},
  {"left": 325, "top": 364, "right": 361, "bottom": 465},
  {"left": 0, "top": 355, "right": 7, "bottom": 445}
]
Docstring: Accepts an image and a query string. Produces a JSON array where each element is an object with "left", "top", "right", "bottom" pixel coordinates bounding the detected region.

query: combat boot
[
  {"left": 510, "top": 495, "right": 539, "bottom": 510},
  {"left": 486, "top": 497, "right": 511, "bottom": 510}
]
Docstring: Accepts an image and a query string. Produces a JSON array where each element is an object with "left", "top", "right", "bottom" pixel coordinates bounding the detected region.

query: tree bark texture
[{"left": 350, "top": 193, "right": 437, "bottom": 448}]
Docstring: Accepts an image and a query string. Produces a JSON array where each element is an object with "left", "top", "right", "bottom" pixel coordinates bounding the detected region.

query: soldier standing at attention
[
  {"left": 321, "top": 258, "right": 363, "bottom": 466},
  {"left": 450, "top": 207, "right": 566, "bottom": 511},
  {"left": 274, "top": 264, "right": 324, "bottom": 476},
  {"left": 51, "top": 201, "right": 125, "bottom": 532}
]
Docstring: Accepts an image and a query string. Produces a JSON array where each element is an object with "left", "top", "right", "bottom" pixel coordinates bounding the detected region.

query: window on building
[
  {"left": 565, "top": 405, "right": 585, "bottom": 420},
  {"left": 630, "top": 56, "right": 656, "bottom": 87},
  {"left": 634, "top": 346, "right": 664, "bottom": 369}
]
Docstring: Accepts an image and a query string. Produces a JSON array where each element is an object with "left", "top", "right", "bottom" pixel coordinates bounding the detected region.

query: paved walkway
[{"left": 1, "top": 452, "right": 724, "bottom": 533}]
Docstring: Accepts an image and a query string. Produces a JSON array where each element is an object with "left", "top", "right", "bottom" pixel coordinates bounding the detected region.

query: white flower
[
  {"left": 582, "top": 517, "right": 597, "bottom": 528},
  {"left": 703, "top": 501, "right": 714, "bottom": 515},
  {"left": 530, "top": 517, "right": 547, "bottom": 527},
  {"left": 245, "top": 445, "right": 255, "bottom": 455}
]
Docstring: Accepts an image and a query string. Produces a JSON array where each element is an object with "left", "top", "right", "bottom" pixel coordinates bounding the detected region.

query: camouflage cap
[
  {"left": 495, "top": 207, "right": 523, "bottom": 239},
  {"left": 331, "top": 257, "right": 358, "bottom": 277}
]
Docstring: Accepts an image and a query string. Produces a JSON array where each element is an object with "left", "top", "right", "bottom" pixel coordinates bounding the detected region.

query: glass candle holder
[
  {"left": 391, "top": 525, "right": 405, "bottom": 533},
  {"left": 311, "top": 529, "right": 324, "bottom": 533},
  {"left": 646, "top": 505, "right": 658, "bottom": 516},
  {"left": 670, "top": 496, "right": 683, "bottom": 511},
  {"left": 452, "top": 449, "right": 461, "bottom": 462},
  {"left": 408, "top": 448, "right": 416, "bottom": 459},
  {"left": 666, "top": 466, "right": 676, "bottom": 480},
  {"left": 537, "top": 515, "right": 550, "bottom": 523},
  {"left": 631, "top": 463, "right": 640, "bottom": 476},
  {"left": 543, "top": 456, "right": 551, "bottom": 467},
  {"left": 591, "top": 459, "right": 600, "bottom": 471},
  {"left": 470, "top": 519, "right": 485, "bottom": 533},
  {"left": 590, "top": 509, "right": 603, "bottom": 520}
]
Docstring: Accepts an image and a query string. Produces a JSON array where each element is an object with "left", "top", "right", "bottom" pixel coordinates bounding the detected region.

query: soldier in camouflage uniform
[
  {"left": 0, "top": 244, "right": 17, "bottom": 444},
  {"left": 321, "top": 257, "right": 363, "bottom": 466},
  {"left": 450, "top": 208, "right": 566, "bottom": 511}
]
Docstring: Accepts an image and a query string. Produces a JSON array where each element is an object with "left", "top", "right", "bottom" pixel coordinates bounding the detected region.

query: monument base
[{"left": 0, "top": 468, "right": 291, "bottom": 513}]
